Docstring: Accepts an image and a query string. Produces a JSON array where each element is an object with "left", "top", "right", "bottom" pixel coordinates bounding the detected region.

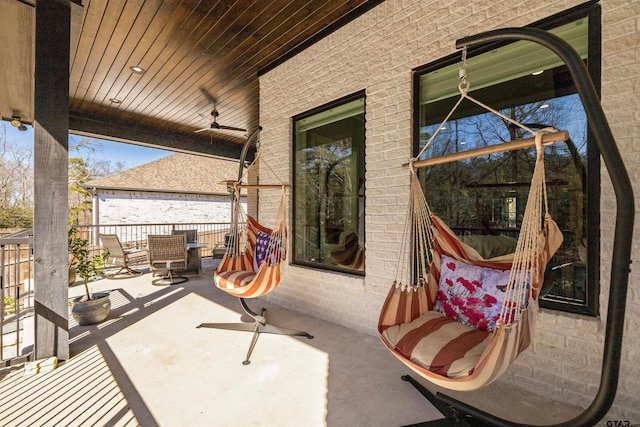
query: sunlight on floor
[
  {"left": 107, "top": 293, "right": 330, "bottom": 426},
  {"left": 0, "top": 345, "right": 137, "bottom": 426}
]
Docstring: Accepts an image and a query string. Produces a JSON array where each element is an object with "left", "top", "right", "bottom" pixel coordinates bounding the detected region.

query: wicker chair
[
  {"left": 172, "top": 229, "right": 200, "bottom": 273},
  {"left": 171, "top": 229, "right": 198, "bottom": 243},
  {"left": 147, "top": 234, "right": 189, "bottom": 285},
  {"left": 100, "top": 234, "right": 147, "bottom": 279}
]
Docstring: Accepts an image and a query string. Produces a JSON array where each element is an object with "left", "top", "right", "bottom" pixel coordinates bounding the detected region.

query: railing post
[{"left": 92, "top": 188, "right": 100, "bottom": 247}]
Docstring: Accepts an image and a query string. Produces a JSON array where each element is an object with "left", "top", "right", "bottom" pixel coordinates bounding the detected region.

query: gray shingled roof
[{"left": 82, "top": 153, "right": 244, "bottom": 195}]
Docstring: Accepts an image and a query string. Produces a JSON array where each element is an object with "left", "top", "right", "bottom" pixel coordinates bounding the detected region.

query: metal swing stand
[
  {"left": 402, "top": 27, "right": 634, "bottom": 427},
  {"left": 197, "top": 126, "right": 313, "bottom": 365},
  {"left": 198, "top": 298, "right": 314, "bottom": 365}
]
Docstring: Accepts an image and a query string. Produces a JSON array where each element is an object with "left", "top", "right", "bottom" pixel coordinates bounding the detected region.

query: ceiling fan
[{"left": 195, "top": 109, "right": 246, "bottom": 133}]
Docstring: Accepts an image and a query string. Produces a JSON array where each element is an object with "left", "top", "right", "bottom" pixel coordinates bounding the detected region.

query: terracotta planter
[{"left": 71, "top": 292, "right": 111, "bottom": 326}]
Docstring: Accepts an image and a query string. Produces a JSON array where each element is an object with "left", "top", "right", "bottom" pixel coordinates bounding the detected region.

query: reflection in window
[
  {"left": 414, "top": 13, "right": 600, "bottom": 316},
  {"left": 293, "top": 93, "right": 365, "bottom": 273}
]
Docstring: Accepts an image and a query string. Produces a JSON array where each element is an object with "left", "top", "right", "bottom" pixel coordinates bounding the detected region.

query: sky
[{"left": 3, "top": 123, "right": 173, "bottom": 171}]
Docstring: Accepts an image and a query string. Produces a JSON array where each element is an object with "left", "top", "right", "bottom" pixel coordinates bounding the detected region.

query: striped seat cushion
[
  {"left": 214, "top": 270, "right": 257, "bottom": 291},
  {"left": 381, "top": 310, "right": 490, "bottom": 378}
]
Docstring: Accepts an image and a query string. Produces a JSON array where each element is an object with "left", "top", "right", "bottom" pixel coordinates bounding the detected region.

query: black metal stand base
[
  {"left": 197, "top": 298, "right": 313, "bottom": 365},
  {"left": 401, "top": 375, "right": 497, "bottom": 427}
]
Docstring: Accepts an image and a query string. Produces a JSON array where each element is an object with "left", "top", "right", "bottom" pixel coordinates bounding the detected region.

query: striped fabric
[
  {"left": 328, "top": 231, "right": 364, "bottom": 270},
  {"left": 377, "top": 214, "right": 562, "bottom": 390},
  {"left": 381, "top": 310, "right": 490, "bottom": 378},
  {"left": 377, "top": 168, "right": 562, "bottom": 390},
  {"left": 430, "top": 213, "right": 563, "bottom": 302},
  {"left": 215, "top": 270, "right": 257, "bottom": 293},
  {"left": 214, "top": 215, "right": 285, "bottom": 299},
  {"left": 379, "top": 281, "right": 538, "bottom": 390}
]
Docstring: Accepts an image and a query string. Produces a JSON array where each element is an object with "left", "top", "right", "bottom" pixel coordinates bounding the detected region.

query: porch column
[
  {"left": 92, "top": 188, "right": 100, "bottom": 246},
  {"left": 33, "top": 0, "right": 72, "bottom": 360}
]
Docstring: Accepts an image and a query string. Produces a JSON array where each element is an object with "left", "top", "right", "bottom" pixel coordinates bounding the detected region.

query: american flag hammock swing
[
  {"left": 378, "top": 64, "right": 565, "bottom": 391},
  {"left": 198, "top": 143, "right": 313, "bottom": 365},
  {"left": 213, "top": 185, "right": 288, "bottom": 298}
]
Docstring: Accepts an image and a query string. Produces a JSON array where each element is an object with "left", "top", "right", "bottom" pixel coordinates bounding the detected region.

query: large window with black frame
[
  {"left": 292, "top": 91, "right": 366, "bottom": 274},
  {"left": 413, "top": 5, "right": 601, "bottom": 315}
]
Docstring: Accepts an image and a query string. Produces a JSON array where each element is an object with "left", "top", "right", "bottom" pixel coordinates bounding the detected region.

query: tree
[
  {"left": 0, "top": 124, "right": 33, "bottom": 228},
  {"left": 68, "top": 158, "right": 94, "bottom": 225},
  {"left": 68, "top": 227, "right": 110, "bottom": 300},
  {"left": 68, "top": 136, "right": 127, "bottom": 225},
  {"left": 419, "top": 95, "right": 585, "bottom": 240}
]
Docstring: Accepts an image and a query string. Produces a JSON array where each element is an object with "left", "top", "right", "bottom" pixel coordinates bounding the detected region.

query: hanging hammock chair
[
  {"left": 214, "top": 187, "right": 288, "bottom": 298},
  {"left": 378, "top": 57, "right": 565, "bottom": 392},
  {"left": 198, "top": 128, "right": 313, "bottom": 365},
  {"left": 374, "top": 27, "right": 632, "bottom": 427}
]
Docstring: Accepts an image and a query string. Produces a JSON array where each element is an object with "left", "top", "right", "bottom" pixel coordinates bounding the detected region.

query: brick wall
[
  {"left": 96, "top": 190, "right": 243, "bottom": 224},
  {"left": 259, "top": 0, "right": 640, "bottom": 421}
]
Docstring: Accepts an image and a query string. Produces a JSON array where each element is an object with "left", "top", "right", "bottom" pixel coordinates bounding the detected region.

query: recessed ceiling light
[
  {"left": 109, "top": 98, "right": 122, "bottom": 104},
  {"left": 532, "top": 70, "right": 544, "bottom": 76},
  {"left": 130, "top": 65, "right": 146, "bottom": 74},
  {"left": 539, "top": 104, "right": 549, "bottom": 109}
]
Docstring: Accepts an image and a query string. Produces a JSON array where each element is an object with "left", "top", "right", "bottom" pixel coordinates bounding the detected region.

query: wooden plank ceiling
[{"left": 0, "top": 0, "right": 378, "bottom": 158}]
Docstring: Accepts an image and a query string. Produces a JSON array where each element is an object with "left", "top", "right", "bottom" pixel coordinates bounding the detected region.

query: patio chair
[
  {"left": 100, "top": 234, "right": 147, "bottom": 279},
  {"left": 172, "top": 229, "right": 201, "bottom": 273},
  {"left": 212, "top": 232, "right": 231, "bottom": 259},
  {"left": 171, "top": 229, "right": 198, "bottom": 243},
  {"left": 147, "top": 234, "right": 189, "bottom": 285}
]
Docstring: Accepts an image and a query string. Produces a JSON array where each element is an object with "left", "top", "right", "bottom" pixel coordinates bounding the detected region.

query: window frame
[
  {"left": 411, "top": 2, "right": 601, "bottom": 316},
  {"left": 291, "top": 90, "right": 366, "bottom": 275}
]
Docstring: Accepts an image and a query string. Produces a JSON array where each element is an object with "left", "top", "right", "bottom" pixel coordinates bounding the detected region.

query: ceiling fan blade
[
  {"left": 194, "top": 127, "right": 211, "bottom": 133},
  {"left": 199, "top": 87, "right": 217, "bottom": 106},
  {"left": 219, "top": 125, "right": 246, "bottom": 132}
]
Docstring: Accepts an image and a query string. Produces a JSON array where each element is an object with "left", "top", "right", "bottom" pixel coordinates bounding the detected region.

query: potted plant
[{"left": 68, "top": 227, "right": 111, "bottom": 325}]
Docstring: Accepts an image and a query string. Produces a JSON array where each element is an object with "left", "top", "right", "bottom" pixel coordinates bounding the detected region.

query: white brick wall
[
  {"left": 260, "top": 0, "right": 640, "bottom": 421},
  {"left": 97, "top": 190, "right": 244, "bottom": 224}
]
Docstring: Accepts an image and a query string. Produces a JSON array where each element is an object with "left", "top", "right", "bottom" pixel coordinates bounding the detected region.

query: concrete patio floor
[{"left": 0, "top": 258, "right": 583, "bottom": 426}]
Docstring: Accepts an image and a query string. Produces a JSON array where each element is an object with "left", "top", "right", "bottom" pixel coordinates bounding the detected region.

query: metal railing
[
  {"left": 0, "top": 222, "right": 233, "bottom": 366},
  {"left": 74, "top": 222, "right": 233, "bottom": 258},
  {"left": 1, "top": 229, "right": 34, "bottom": 366}
]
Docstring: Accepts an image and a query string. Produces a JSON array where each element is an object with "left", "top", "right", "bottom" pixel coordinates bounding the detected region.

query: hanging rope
[
  {"left": 235, "top": 131, "right": 287, "bottom": 189},
  {"left": 394, "top": 160, "right": 435, "bottom": 292},
  {"left": 499, "top": 130, "right": 550, "bottom": 324},
  {"left": 416, "top": 46, "right": 540, "bottom": 162}
]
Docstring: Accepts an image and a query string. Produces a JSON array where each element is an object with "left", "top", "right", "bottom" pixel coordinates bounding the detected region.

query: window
[
  {"left": 413, "top": 4, "right": 601, "bottom": 316},
  {"left": 292, "top": 91, "right": 366, "bottom": 274}
]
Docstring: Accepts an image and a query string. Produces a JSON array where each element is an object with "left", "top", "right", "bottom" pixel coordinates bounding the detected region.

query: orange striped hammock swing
[
  {"left": 199, "top": 143, "right": 312, "bottom": 365},
  {"left": 378, "top": 130, "right": 564, "bottom": 392},
  {"left": 214, "top": 187, "right": 288, "bottom": 298}
]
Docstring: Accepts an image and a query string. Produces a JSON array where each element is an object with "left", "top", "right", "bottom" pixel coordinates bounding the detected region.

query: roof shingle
[{"left": 82, "top": 153, "right": 243, "bottom": 195}]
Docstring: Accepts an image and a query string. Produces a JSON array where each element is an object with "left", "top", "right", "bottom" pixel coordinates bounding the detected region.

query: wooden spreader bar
[
  {"left": 232, "top": 184, "right": 290, "bottom": 189},
  {"left": 404, "top": 130, "right": 568, "bottom": 170}
]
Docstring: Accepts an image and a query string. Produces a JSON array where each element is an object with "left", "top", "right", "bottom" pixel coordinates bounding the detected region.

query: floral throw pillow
[{"left": 433, "top": 254, "right": 511, "bottom": 332}]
